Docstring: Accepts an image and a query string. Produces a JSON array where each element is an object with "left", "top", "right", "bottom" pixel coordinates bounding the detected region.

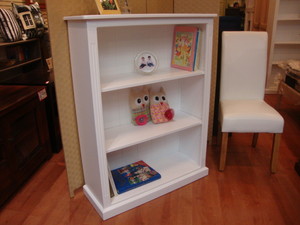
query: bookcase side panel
[
  {"left": 67, "top": 21, "right": 108, "bottom": 207},
  {"left": 199, "top": 19, "right": 214, "bottom": 168}
]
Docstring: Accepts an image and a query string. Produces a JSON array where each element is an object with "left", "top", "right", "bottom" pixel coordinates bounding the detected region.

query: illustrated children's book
[
  {"left": 171, "top": 26, "right": 199, "bottom": 71},
  {"left": 111, "top": 160, "right": 161, "bottom": 194}
]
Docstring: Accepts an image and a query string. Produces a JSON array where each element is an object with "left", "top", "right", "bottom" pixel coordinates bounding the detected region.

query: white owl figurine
[
  {"left": 150, "top": 87, "right": 174, "bottom": 124},
  {"left": 129, "top": 86, "right": 151, "bottom": 126}
]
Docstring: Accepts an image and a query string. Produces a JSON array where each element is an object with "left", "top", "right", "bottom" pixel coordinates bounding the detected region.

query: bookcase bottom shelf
[{"left": 84, "top": 152, "right": 208, "bottom": 220}]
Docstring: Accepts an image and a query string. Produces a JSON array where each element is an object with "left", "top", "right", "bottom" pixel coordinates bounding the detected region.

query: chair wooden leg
[
  {"left": 252, "top": 133, "right": 259, "bottom": 148},
  {"left": 271, "top": 133, "right": 281, "bottom": 173},
  {"left": 217, "top": 122, "right": 221, "bottom": 146},
  {"left": 219, "top": 132, "right": 229, "bottom": 171}
]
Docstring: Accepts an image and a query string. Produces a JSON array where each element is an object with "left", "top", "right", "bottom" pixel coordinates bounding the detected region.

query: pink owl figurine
[{"left": 150, "top": 87, "right": 174, "bottom": 124}]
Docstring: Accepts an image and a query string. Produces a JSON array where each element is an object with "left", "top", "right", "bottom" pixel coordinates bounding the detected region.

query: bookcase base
[{"left": 83, "top": 167, "right": 208, "bottom": 220}]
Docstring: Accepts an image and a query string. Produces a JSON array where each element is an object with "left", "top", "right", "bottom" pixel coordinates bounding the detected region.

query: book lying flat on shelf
[
  {"left": 111, "top": 160, "right": 161, "bottom": 194},
  {"left": 171, "top": 26, "right": 200, "bottom": 71}
]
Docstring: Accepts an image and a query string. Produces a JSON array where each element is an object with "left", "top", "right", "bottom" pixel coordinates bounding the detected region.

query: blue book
[
  {"left": 193, "top": 29, "right": 202, "bottom": 71},
  {"left": 111, "top": 160, "right": 161, "bottom": 194}
]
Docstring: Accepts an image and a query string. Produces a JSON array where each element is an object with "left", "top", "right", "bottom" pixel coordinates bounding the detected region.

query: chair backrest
[{"left": 220, "top": 31, "right": 268, "bottom": 101}]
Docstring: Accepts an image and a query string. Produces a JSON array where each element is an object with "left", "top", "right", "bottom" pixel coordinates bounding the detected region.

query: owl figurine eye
[
  {"left": 135, "top": 97, "right": 143, "bottom": 106},
  {"left": 161, "top": 95, "right": 167, "bottom": 102},
  {"left": 143, "top": 95, "right": 149, "bottom": 103},
  {"left": 153, "top": 95, "right": 160, "bottom": 103}
]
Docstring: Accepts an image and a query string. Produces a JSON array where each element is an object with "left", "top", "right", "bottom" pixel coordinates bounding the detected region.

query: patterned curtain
[{"left": 253, "top": 0, "right": 269, "bottom": 31}]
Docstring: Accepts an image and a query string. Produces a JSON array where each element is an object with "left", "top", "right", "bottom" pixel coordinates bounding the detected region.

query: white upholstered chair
[{"left": 219, "top": 31, "right": 284, "bottom": 173}]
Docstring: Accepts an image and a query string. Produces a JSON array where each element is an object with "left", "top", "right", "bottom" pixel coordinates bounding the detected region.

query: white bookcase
[
  {"left": 266, "top": 0, "right": 300, "bottom": 93},
  {"left": 64, "top": 14, "right": 215, "bottom": 220}
]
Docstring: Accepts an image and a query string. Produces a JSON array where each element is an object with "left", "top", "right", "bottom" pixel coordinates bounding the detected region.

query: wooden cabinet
[
  {"left": 65, "top": 14, "right": 215, "bottom": 220},
  {"left": 0, "top": 85, "right": 52, "bottom": 207},
  {"left": 266, "top": 0, "right": 300, "bottom": 93},
  {"left": 0, "top": 36, "right": 62, "bottom": 154}
]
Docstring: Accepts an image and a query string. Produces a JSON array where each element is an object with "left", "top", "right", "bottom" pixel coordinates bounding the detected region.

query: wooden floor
[{"left": 0, "top": 94, "right": 299, "bottom": 225}]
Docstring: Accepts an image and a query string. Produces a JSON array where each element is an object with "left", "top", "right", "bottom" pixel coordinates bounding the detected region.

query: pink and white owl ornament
[{"left": 150, "top": 87, "right": 174, "bottom": 124}]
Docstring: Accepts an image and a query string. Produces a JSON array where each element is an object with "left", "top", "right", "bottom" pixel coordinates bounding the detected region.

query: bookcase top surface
[{"left": 64, "top": 13, "right": 217, "bottom": 21}]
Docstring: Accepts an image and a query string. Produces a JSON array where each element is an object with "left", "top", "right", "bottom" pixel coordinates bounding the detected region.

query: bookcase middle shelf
[{"left": 105, "top": 111, "right": 202, "bottom": 153}]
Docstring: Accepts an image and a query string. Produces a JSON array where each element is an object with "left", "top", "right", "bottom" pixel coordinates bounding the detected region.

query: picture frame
[
  {"left": 19, "top": 11, "right": 36, "bottom": 30},
  {"left": 95, "top": 0, "right": 121, "bottom": 14},
  {"left": 135, "top": 51, "right": 158, "bottom": 74}
]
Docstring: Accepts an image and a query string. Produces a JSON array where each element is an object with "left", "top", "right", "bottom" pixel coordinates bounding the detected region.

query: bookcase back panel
[
  {"left": 97, "top": 25, "right": 174, "bottom": 76},
  {"left": 107, "top": 134, "right": 178, "bottom": 170},
  {"left": 101, "top": 77, "right": 204, "bottom": 129},
  {"left": 278, "top": 0, "right": 300, "bottom": 18},
  {"left": 107, "top": 127, "right": 201, "bottom": 170},
  {"left": 180, "top": 76, "right": 204, "bottom": 119},
  {"left": 97, "top": 24, "right": 206, "bottom": 80},
  {"left": 273, "top": 45, "right": 300, "bottom": 61},
  {"left": 178, "top": 127, "right": 202, "bottom": 165},
  {"left": 275, "top": 21, "right": 300, "bottom": 42},
  {"left": 102, "top": 88, "right": 129, "bottom": 129}
]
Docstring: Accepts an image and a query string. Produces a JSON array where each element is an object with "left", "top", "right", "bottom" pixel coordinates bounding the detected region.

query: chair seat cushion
[{"left": 220, "top": 100, "right": 284, "bottom": 133}]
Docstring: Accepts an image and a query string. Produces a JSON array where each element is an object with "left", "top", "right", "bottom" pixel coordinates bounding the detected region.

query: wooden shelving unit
[
  {"left": 64, "top": 14, "right": 215, "bottom": 220},
  {"left": 0, "top": 38, "right": 42, "bottom": 74},
  {"left": 266, "top": 0, "right": 300, "bottom": 93}
]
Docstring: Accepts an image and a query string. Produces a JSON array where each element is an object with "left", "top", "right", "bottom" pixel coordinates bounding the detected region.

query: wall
[
  {"left": 0, "top": 0, "right": 25, "bottom": 9},
  {"left": 46, "top": 0, "right": 98, "bottom": 197},
  {"left": 147, "top": 0, "right": 174, "bottom": 13},
  {"left": 127, "top": 0, "right": 173, "bottom": 13}
]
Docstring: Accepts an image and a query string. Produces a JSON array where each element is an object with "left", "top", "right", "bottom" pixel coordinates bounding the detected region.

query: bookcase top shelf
[
  {"left": 64, "top": 13, "right": 217, "bottom": 21},
  {"left": 101, "top": 68, "right": 204, "bottom": 92}
]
